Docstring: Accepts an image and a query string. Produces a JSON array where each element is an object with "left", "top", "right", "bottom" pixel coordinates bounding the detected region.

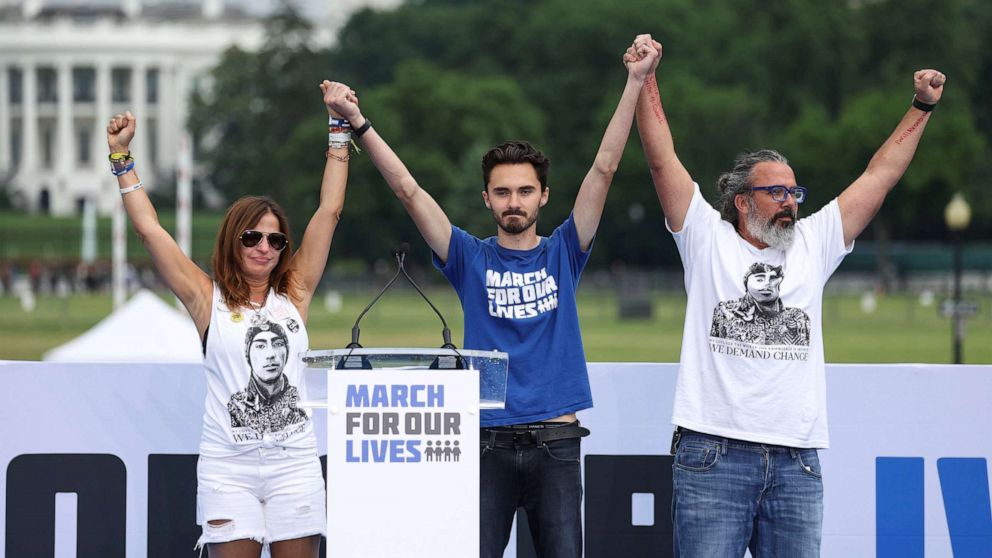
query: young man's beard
[
  {"left": 494, "top": 208, "right": 539, "bottom": 235},
  {"left": 744, "top": 198, "right": 797, "bottom": 250}
]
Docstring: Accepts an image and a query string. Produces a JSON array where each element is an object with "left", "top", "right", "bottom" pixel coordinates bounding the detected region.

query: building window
[
  {"left": 73, "top": 68, "right": 96, "bottom": 102},
  {"left": 8, "top": 68, "right": 22, "bottom": 105},
  {"left": 37, "top": 68, "right": 57, "bottom": 103},
  {"left": 10, "top": 126, "right": 21, "bottom": 168},
  {"left": 146, "top": 68, "right": 159, "bottom": 104},
  {"left": 147, "top": 118, "right": 158, "bottom": 167},
  {"left": 112, "top": 68, "right": 131, "bottom": 103},
  {"left": 77, "top": 127, "right": 91, "bottom": 165},
  {"left": 39, "top": 188, "right": 51, "bottom": 214},
  {"left": 42, "top": 127, "right": 54, "bottom": 167}
]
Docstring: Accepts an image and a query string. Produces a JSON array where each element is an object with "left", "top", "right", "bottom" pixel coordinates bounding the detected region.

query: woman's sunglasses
[{"left": 239, "top": 230, "right": 288, "bottom": 251}]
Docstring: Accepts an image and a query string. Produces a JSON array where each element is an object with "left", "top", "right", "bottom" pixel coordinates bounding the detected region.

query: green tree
[
  {"left": 781, "top": 89, "right": 986, "bottom": 244},
  {"left": 188, "top": 6, "right": 322, "bottom": 229},
  {"left": 329, "top": 60, "right": 546, "bottom": 264},
  {"left": 188, "top": 0, "right": 992, "bottom": 269}
]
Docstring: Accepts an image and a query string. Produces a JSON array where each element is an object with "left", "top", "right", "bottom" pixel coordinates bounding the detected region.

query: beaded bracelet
[
  {"left": 329, "top": 131, "right": 352, "bottom": 145},
  {"left": 326, "top": 148, "right": 351, "bottom": 162}
]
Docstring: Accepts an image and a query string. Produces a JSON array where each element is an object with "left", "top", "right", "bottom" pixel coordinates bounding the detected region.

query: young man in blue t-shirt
[{"left": 327, "top": 39, "right": 661, "bottom": 558}]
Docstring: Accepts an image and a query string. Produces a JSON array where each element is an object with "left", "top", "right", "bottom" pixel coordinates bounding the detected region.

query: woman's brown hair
[{"left": 211, "top": 196, "right": 302, "bottom": 310}]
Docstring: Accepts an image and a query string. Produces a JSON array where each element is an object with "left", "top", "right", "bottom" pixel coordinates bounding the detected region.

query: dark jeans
[
  {"left": 479, "top": 425, "right": 584, "bottom": 558},
  {"left": 672, "top": 429, "right": 823, "bottom": 558}
]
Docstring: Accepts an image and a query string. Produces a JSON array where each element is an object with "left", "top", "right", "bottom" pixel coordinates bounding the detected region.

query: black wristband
[
  {"left": 353, "top": 119, "right": 372, "bottom": 138},
  {"left": 912, "top": 97, "right": 936, "bottom": 112}
]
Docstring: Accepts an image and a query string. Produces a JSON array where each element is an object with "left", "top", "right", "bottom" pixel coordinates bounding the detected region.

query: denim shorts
[{"left": 196, "top": 446, "right": 326, "bottom": 547}]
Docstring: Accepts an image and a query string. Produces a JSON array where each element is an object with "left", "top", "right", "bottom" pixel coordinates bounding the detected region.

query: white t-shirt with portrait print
[
  {"left": 199, "top": 283, "right": 316, "bottom": 458},
  {"left": 668, "top": 183, "right": 853, "bottom": 448}
]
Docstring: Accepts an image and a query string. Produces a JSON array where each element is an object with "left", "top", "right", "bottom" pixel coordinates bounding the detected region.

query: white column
[
  {"left": 81, "top": 197, "right": 97, "bottom": 264},
  {"left": 176, "top": 131, "right": 192, "bottom": 258},
  {"left": 21, "top": 0, "right": 41, "bottom": 19},
  {"left": 122, "top": 0, "right": 141, "bottom": 19},
  {"left": 203, "top": 0, "right": 222, "bottom": 19},
  {"left": 56, "top": 59, "right": 73, "bottom": 214},
  {"left": 112, "top": 197, "right": 127, "bottom": 308},
  {"left": 171, "top": 64, "right": 191, "bottom": 175},
  {"left": 131, "top": 61, "right": 147, "bottom": 174},
  {"left": 95, "top": 59, "right": 113, "bottom": 211},
  {"left": 21, "top": 62, "right": 37, "bottom": 176},
  {"left": 156, "top": 63, "right": 174, "bottom": 170},
  {"left": 0, "top": 63, "right": 10, "bottom": 172}
]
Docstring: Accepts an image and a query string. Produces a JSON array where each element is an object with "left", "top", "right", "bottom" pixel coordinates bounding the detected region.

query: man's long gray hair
[{"left": 716, "top": 149, "right": 789, "bottom": 226}]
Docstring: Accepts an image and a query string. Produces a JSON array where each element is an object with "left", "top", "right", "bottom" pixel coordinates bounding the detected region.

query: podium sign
[
  {"left": 327, "top": 369, "right": 478, "bottom": 556},
  {"left": 302, "top": 348, "right": 508, "bottom": 557}
]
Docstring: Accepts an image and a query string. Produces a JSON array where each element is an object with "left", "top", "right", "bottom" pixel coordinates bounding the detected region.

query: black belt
[{"left": 483, "top": 422, "right": 590, "bottom": 447}]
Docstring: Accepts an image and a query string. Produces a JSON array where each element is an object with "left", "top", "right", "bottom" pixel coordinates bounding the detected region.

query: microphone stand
[{"left": 340, "top": 244, "right": 463, "bottom": 369}]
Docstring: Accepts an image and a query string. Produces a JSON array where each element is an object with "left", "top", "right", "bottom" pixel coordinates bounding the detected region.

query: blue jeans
[
  {"left": 672, "top": 429, "right": 823, "bottom": 558},
  {"left": 479, "top": 426, "right": 584, "bottom": 558}
]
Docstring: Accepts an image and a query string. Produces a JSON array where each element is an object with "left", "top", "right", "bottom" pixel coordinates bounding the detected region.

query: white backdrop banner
[{"left": 1, "top": 361, "right": 989, "bottom": 557}]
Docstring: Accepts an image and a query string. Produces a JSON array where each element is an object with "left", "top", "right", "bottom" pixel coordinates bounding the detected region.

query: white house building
[
  {"left": 0, "top": 0, "right": 399, "bottom": 221},
  {"left": 0, "top": 0, "right": 401, "bottom": 216},
  {"left": 0, "top": 0, "right": 270, "bottom": 215}
]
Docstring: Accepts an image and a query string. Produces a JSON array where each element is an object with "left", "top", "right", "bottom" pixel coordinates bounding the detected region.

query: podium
[{"left": 302, "top": 348, "right": 508, "bottom": 557}]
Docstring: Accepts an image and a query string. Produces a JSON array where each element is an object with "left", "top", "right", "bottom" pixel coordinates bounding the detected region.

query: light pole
[{"left": 944, "top": 193, "right": 971, "bottom": 364}]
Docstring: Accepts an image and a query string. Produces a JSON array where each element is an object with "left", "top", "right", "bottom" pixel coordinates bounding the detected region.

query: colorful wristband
[{"left": 111, "top": 160, "right": 135, "bottom": 176}]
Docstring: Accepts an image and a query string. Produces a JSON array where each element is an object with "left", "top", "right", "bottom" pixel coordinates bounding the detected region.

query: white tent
[{"left": 44, "top": 289, "right": 203, "bottom": 363}]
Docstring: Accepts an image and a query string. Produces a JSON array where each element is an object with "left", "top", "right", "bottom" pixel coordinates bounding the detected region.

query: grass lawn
[{"left": 2, "top": 288, "right": 990, "bottom": 364}]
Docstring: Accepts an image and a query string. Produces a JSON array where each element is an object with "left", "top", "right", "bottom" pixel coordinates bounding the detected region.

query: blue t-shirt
[{"left": 433, "top": 214, "right": 594, "bottom": 426}]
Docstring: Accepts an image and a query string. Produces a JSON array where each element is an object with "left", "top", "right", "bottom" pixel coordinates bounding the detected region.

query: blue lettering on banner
[
  {"left": 937, "top": 458, "right": 992, "bottom": 557},
  {"left": 343, "top": 383, "right": 455, "bottom": 465},
  {"left": 346, "top": 440, "right": 422, "bottom": 463},
  {"left": 876, "top": 457, "right": 924, "bottom": 558},
  {"left": 345, "top": 384, "right": 445, "bottom": 407},
  {"left": 877, "top": 457, "right": 992, "bottom": 558}
]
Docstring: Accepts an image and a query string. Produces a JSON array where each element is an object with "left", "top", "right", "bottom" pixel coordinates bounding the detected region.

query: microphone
[
  {"left": 345, "top": 245, "right": 407, "bottom": 349},
  {"left": 340, "top": 244, "right": 463, "bottom": 369},
  {"left": 391, "top": 242, "right": 409, "bottom": 264},
  {"left": 396, "top": 242, "right": 457, "bottom": 349}
]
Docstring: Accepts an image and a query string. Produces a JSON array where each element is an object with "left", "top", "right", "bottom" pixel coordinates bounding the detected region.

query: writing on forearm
[
  {"left": 644, "top": 75, "right": 666, "bottom": 126},
  {"left": 894, "top": 113, "right": 928, "bottom": 145}
]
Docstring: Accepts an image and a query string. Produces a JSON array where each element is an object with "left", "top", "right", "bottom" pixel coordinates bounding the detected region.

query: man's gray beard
[{"left": 744, "top": 207, "right": 796, "bottom": 250}]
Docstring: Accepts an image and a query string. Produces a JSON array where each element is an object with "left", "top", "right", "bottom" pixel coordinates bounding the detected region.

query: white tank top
[{"left": 199, "top": 283, "right": 316, "bottom": 458}]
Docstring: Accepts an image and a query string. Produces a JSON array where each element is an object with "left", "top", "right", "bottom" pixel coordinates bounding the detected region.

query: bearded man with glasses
[{"left": 629, "top": 33, "right": 945, "bottom": 558}]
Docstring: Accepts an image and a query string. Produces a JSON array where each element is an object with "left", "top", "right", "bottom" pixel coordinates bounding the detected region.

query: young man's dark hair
[{"left": 481, "top": 140, "right": 551, "bottom": 191}]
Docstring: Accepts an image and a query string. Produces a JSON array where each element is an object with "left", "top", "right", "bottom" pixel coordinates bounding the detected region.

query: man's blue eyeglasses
[{"left": 751, "top": 185, "right": 808, "bottom": 204}]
